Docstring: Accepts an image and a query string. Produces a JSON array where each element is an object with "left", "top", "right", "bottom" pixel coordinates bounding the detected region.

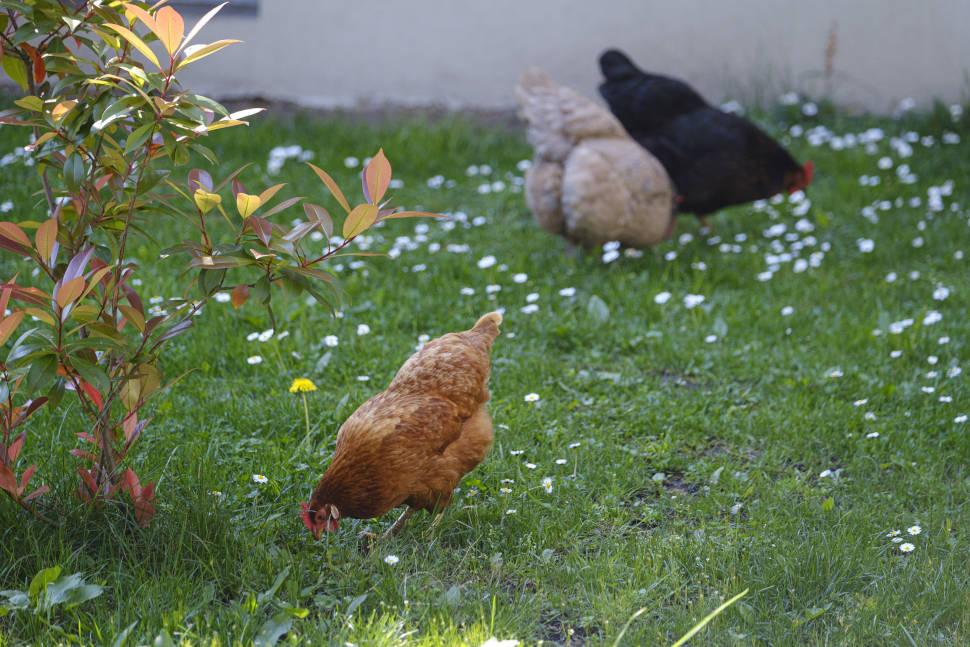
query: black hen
[{"left": 598, "top": 49, "right": 813, "bottom": 219}]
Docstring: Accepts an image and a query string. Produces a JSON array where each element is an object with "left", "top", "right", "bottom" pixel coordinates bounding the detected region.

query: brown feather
[{"left": 308, "top": 312, "right": 502, "bottom": 521}]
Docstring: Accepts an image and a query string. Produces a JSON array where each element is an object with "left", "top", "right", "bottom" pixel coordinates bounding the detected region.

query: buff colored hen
[
  {"left": 516, "top": 68, "right": 675, "bottom": 249},
  {"left": 302, "top": 312, "right": 501, "bottom": 543}
]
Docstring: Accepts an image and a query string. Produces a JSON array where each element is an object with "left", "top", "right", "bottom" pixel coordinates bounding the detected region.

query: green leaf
[
  {"left": 251, "top": 275, "right": 271, "bottom": 305},
  {"left": 254, "top": 612, "right": 294, "bottom": 647},
  {"left": 257, "top": 567, "right": 290, "bottom": 605},
  {"left": 0, "top": 589, "right": 29, "bottom": 613},
  {"left": 63, "top": 154, "right": 86, "bottom": 194},
  {"left": 345, "top": 593, "right": 368, "bottom": 616},
  {"left": 70, "top": 356, "right": 111, "bottom": 395},
  {"left": 93, "top": 96, "right": 142, "bottom": 131},
  {"left": 14, "top": 96, "right": 43, "bottom": 112},
  {"left": 112, "top": 622, "right": 139, "bottom": 647},
  {"left": 125, "top": 122, "right": 154, "bottom": 153},
  {"left": 198, "top": 267, "right": 226, "bottom": 296},
  {"left": 2, "top": 56, "right": 29, "bottom": 91},
  {"left": 25, "top": 354, "right": 57, "bottom": 393},
  {"left": 43, "top": 573, "right": 104, "bottom": 610},
  {"left": 152, "top": 629, "right": 176, "bottom": 647},
  {"left": 28, "top": 566, "right": 61, "bottom": 604}
]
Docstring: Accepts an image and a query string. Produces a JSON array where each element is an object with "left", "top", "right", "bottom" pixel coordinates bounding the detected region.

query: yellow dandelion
[{"left": 289, "top": 377, "right": 318, "bottom": 394}]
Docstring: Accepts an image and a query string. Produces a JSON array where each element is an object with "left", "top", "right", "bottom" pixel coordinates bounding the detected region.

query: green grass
[{"left": 1, "top": 102, "right": 969, "bottom": 645}]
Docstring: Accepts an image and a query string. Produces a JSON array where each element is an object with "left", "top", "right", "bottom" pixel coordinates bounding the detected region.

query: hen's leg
[
  {"left": 698, "top": 213, "right": 714, "bottom": 234},
  {"left": 382, "top": 507, "right": 415, "bottom": 539},
  {"left": 357, "top": 507, "right": 416, "bottom": 552}
]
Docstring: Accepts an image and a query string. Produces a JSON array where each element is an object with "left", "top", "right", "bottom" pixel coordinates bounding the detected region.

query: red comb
[{"left": 802, "top": 161, "right": 814, "bottom": 186}]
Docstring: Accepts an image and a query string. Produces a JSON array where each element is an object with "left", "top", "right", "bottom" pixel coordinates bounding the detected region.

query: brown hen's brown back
[{"left": 308, "top": 312, "right": 502, "bottom": 521}]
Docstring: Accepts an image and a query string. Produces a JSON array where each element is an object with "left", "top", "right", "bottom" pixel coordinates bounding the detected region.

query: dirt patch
[
  {"left": 704, "top": 440, "right": 763, "bottom": 463},
  {"left": 626, "top": 473, "right": 700, "bottom": 505},
  {"left": 538, "top": 611, "right": 602, "bottom": 646},
  {"left": 654, "top": 368, "right": 703, "bottom": 390}
]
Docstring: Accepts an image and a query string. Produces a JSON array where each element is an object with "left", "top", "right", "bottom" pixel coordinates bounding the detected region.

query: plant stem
[{"left": 302, "top": 393, "right": 311, "bottom": 443}]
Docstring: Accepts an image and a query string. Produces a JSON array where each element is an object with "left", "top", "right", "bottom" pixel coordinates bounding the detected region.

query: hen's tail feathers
[
  {"left": 516, "top": 68, "right": 626, "bottom": 162},
  {"left": 599, "top": 49, "right": 640, "bottom": 81},
  {"left": 472, "top": 311, "right": 503, "bottom": 339}
]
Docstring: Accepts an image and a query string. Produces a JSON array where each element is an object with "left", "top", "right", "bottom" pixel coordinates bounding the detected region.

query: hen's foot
[{"left": 357, "top": 530, "right": 379, "bottom": 553}]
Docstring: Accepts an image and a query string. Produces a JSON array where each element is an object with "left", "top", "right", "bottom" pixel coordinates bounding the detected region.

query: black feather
[{"left": 597, "top": 49, "right": 806, "bottom": 216}]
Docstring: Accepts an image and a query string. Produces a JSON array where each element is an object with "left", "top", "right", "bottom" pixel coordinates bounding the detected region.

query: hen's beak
[{"left": 311, "top": 525, "right": 323, "bottom": 541}]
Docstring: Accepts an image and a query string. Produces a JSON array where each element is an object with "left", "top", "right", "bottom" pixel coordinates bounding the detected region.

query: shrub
[{"left": 0, "top": 1, "right": 432, "bottom": 525}]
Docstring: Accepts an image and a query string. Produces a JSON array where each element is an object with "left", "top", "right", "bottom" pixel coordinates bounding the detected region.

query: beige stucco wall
[{"left": 180, "top": 0, "right": 970, "bottom": 113}]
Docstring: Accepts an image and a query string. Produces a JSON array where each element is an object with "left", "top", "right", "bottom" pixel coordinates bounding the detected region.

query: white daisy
[{"left": 683, "top": 294, "right": 705, "bottom": 309}]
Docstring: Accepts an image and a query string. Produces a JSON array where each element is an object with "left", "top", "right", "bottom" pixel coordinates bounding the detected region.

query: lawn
[{"left": 0, "top": 99, "right": 968, "bottom": 646}]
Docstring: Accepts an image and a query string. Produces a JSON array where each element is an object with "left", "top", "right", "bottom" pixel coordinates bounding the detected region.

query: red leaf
[
  {"left": 21, "top": 397, "right": 47, "bottom": 422},
  {"left": 0, "top": 462, "right": 18, "bottom": 495},
  {"left": 0, "top": 222, "right": 33, "bottom": 255},
  {"left": 134, "top": 496, "right": 155, "bottom": 527},
  {"left": 125, "top": 418, "right": 148, "bottom": 450},
  {"left": 70, "top": 448, "right": 98, "bottom": 462},
  {"left": 130, "top": 477, "right": 156, "bottom": 527},
  {"left": 307, "top": 163, "right": 351, "bottom": 214},
  {"left": 188, "top": 168, "right": 213, "bottom": 192},
  {"left": 1, "top": 284, "right": 48, "bottom": 306},
  {"left": 23, "top": 483, "right": 48, "bottom": 502},
  {"left": 303, "top": 203, "right": 333, "bottom": 239},
  {"left": 77, "top": 467, "right": 99, "bottom": 501},
  {"left": 122, "top": 468, "right": 141, "bottom": 496},
  {"left": 79, "top": 380, "right": 104, "bottom": 411},
  {"left": 362, "top": 149, "right": 392, "bottom": 205},
  {"left": 7, "top": 432, "right": 24, "bottom": 462},
  {"left": 231, "top": 284, "right": 248, "bottom": 309},
  {"left": 232, "top": 178, "right": 246, "bottom": 198},
  {"left": 246, "top": 216, "right": 273, "bottom": 247},
  {"left": 18, "top": 464, "right": 35, "bottom": 494},
  {"left": 122, "top": 412, "right": 138, "bottom": 443},
  {"left": 260, "top": 196, "right": 303, "bottom": 219},
  {"left": 0, "top": 280, "right": 14, "bottom": 315},
  {"left": 23, "top": 44, "right": 45, "bottom": 84},
  {"left": 123, "top": 282, "right": 144, "bottom": 316}
]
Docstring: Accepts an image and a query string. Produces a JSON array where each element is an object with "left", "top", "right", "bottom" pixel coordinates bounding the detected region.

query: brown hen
[{"left": 302, "top": 312, "right": 502, "bottom": 542}]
